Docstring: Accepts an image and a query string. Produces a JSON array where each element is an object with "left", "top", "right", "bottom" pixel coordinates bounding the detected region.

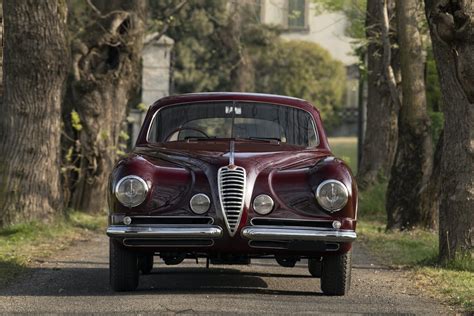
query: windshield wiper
[
  {"left": 247, "top": 137, "right": 281, "bottom": 143},
  {"left": 184, "top": 136, "right": 219, "bottom": 141}
]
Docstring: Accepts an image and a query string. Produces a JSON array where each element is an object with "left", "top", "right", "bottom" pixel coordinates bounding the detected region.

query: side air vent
[{"left": 218, "top": 166, "right": 246, "bottom": 236}]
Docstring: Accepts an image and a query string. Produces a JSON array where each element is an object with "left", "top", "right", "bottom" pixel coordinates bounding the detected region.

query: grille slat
[{"left": 218, "top": 166, "right": 246, "bottom": 236}]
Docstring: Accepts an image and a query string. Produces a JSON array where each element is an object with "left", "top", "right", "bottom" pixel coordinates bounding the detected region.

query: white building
[{"left": 258, "top": 0, "right": 360, "bottom": 135}]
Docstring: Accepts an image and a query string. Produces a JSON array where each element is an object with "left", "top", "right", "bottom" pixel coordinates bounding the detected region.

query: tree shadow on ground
[{"left": 0, "top": 265, "right": 324, "bottom": 297}]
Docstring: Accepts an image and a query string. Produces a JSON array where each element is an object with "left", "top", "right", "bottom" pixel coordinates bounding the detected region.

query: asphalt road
[{"left": 0, "top": 234, "right": 451, "bottom": 315}]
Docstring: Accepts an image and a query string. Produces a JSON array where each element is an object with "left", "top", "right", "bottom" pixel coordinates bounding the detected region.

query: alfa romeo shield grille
[{"left": 218, "top": 166, "right": 246, "bottom": 236}]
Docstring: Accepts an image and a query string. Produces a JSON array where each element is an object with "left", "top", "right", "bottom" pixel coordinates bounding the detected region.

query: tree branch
[
  {"left": 149, "top": 0, "right": 189, "bottom": 42},
  {"left": 381, "top": 0, "right": 402, "bottom": 111}
]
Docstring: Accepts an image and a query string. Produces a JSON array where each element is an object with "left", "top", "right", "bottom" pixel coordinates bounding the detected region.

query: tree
[
  {"left": 67, "top": 0, "right": 146, "bottom": 213},
  {"left": 386, "top": 0, "right": 434, "bottom": 230},
  {"left": 424, "top": 0, "right": 473, "bottom": 262},
  {"left": 254, "top": 40, "right": 346, "bottom": 128},
  {"left": 0, "top": 0, "right": 69, "bottom": 226},
  {"left": 357, "top": 0, "right": 400, "bottom": 189},
  {"left": 150, "top": 0, "right": 279, "bottom": 94}
]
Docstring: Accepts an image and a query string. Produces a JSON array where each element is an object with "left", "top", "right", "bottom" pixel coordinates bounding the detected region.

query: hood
[{"left": 134, "top": 141, "right": 331, "bottom": 173}]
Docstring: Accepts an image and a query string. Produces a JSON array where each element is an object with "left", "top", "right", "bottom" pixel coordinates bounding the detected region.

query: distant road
[{"left": 0, "top": 234, "right": 451, "bottom": 314}]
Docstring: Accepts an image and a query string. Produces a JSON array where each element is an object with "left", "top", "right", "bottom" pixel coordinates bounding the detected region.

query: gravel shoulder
[{"left": 0, "top": 234, "right": 452, "bottom": 314}]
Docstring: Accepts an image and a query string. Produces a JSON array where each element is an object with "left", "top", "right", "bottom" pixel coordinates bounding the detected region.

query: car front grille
[{"left": 218, "top": 166, "right": 246, "bottom": 236}]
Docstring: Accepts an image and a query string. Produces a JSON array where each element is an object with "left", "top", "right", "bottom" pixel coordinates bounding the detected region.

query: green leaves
[{"left": 71, "top": 110, "right": 82, "bottom": 132}]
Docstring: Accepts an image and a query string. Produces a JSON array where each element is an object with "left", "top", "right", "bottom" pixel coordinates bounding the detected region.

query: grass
[
  {"left": 0, "top": 211, "right": 107, "bottom": 286},
  {"left": 328, "top": 137, "right": 358, "bottom": 172},
  {"left": 359, "top": 221, "right": 474, "bottom": 311},
  {"left": 330, "top": 136, "right": 474, "bottom": 312}
]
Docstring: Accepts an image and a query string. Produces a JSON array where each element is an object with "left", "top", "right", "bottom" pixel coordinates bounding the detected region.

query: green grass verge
[
  {"left": 0, "top": 211, "right": 107, "bottom": 286},
  {"left": 359, "top": 220, "right": 473, "bottom": 311},
  {"left": 328, "top": 137, "right": 358, "bottom": 172}
]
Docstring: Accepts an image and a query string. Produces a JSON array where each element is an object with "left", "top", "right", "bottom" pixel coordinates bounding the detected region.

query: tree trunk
[
  {"left": 424, "top": 0, "right": 474, "bottom": 262},
  {"left": 69, "top": 1, "right": 146, "bottom": 213},
  {"left": 357, "top": 0, "right": 399, "bottom": 190},
  {"left": 226, "top": 1, "right": 256, "bottom": 92},
  {"left": 0, "top": 0, "right": 68, "bottom": 226},
  {"left": 386, "top": 0, "right": 434, "bottom": 230}
]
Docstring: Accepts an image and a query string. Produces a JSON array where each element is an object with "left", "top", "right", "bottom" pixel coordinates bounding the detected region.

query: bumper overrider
[{"left": 106, "top": 225, "right": 356, "bottom": 243}]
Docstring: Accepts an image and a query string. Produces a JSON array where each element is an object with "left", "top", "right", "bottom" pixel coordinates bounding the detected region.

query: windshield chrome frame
[{"left": 145, "top": 100, "right": 320, "bottom": 148}]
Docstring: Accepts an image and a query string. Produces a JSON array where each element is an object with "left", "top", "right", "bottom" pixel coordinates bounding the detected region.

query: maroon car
[{"left": 107, "top": 92, "right": 357, "bottom": 294}]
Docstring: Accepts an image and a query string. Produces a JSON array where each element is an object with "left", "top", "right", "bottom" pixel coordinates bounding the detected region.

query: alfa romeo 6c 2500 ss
[{"left": 107, "top": 92, "right": 358, "bottom": 295}]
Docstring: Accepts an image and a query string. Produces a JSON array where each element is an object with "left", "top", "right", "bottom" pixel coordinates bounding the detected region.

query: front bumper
[
  {"left": 107, "top": 224, "right": 356, "bottom": 243},
  {"left": 106, "top": 225, "right": 223, "bottom": 239},
  {"left": 241, "top": 226, "right": 357, "bottom": 242}
]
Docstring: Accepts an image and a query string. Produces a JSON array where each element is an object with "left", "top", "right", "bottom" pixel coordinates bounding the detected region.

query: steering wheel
[{"left": 164, "top": 127, "right": 209, "bottom": 142}]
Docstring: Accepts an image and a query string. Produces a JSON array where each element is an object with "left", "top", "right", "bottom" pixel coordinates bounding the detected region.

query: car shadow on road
[{"left": 0, "top": 266, "right": 323, "bottom": 297}]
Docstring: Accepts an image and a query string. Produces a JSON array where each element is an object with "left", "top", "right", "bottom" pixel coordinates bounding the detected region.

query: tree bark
[
  {"left": 0, "top": 0, "right": 68, "bottom": 226},
  {"left": 424, "top": 0, "right": 474, "bottom": 262},
  {"left": 357, "top": 0, "right": 399, "bottom": 190},
  {"left": 226, "top": 1, "right": 256, "bottom": 92},
  {"left": 69, "top": 0, "right": 146, "bottom": 213},
  {"left": 386, "top": 0, "right": 434, "bottom": 230}
]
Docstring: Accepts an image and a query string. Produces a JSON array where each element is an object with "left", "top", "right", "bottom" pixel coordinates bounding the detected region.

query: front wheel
[
  {"left": 109, "top": 239, "right": 139, "bottom": 291},
  {"left": 308, "top": 257, "right": 322, "bottom": 277},
  {"left": 320, "top": 250, "right": 352, "bottom": 295}
]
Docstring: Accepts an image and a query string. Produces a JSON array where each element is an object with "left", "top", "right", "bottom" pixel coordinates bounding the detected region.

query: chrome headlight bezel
[
  {"left": 253, "top": 194, "right": 274, "bottom": 215},
  {"left": 114, "top": 175, "right": 149, "bottom": 208},
  {"left": 190, "top": 193, "right": 211, "bottom": 214},
  {"left": 315, "top": 179, "right": 349, "bottom": 212}
]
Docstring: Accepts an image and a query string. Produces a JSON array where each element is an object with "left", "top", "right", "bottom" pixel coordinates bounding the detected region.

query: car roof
[{"left": 149, "top": 92, "right": 319, "bottom": 113}]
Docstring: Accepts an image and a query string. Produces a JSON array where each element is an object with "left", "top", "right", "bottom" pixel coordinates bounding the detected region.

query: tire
[
  {"left": 320, "top": 250, "right": 352, "bottom": 295},
  {"left": 138, "top": 254, "right": 154, "bottom": 274},
  {"left": 109, "top": 239, "right": 139, "bottom": 291},
  {"left": 308, "top": 258, "right": 322, "bottom": 277},
  {"left": 275, "top": 256, "right": 297, "bottom": 268}
]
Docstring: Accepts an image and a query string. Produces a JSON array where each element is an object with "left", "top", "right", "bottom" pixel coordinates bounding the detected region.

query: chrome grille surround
[{"left": 218, "top": 166, "right": 246, "bottom": 236}]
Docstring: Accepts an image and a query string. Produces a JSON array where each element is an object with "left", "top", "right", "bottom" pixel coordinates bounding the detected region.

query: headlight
[
  {"left": 253, "top": 194, "right": 274, "bottom": 215},
  {"left": 190, "top": 193, "right": 211, "bottom": 214},
  {"left": 315, "top": 180, "right": 348, "bottom": 212},
  {"left": 115, "top": 175, "right": 149, "bottom": 207}
]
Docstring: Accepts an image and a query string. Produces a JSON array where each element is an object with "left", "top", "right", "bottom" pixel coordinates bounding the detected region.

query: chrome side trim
[
  {"left": 127, "top": 216, "right": 214, "bottom": 224},
  {"left": 123, "top": 239, "right": 215, "bottom": 248},
  {"left": 250, "top": 217, "right": 333, "bottom": 226},
  {"left": 241, "top": 226, "right": 356, "bottom": 242},
  {"left": 107, "top": 225, "right": 223, "bottom": 238}
]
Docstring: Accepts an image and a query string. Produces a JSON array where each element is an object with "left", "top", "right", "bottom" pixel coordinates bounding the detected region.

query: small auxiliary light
[
  {"left": 123, "top": 216, "right": 132, "bottom": 225},
  {"left": 332, "top": 220, "right": 342, "bottom": 230}
]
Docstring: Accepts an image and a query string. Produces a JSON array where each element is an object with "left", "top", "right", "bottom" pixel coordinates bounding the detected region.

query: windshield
[{"left": 148, "top": 102, "right": 318, "bottom": 147}]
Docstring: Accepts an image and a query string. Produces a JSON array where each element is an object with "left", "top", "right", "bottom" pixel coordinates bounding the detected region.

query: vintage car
[{"left": 107, "top": 92, "right": 357, "bottom": 295}]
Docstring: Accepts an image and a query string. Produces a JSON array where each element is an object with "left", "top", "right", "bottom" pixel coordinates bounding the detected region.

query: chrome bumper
[
  {"left": 106, "top": 225, "right": 223, "bottom": 239},
  {"left": 241, "top": 226, "right": 356, "bottom": 242}
]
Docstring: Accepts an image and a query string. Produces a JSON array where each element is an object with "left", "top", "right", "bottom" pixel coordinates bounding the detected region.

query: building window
[
  {"left": 253, "top": 0, "right": 262, "bottom": 23},
  {"left": 288, "top": 0, "right": 306, "bottom": 30}
]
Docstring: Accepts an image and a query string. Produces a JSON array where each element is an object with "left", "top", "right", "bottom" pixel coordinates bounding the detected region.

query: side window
[{"left": 307, "top": 119, "right": 317, "bottom": 147}]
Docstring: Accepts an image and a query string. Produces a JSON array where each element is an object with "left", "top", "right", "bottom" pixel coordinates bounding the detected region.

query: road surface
[{"left": 0, "top": 234, "right": 451, "bottom": 314}]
